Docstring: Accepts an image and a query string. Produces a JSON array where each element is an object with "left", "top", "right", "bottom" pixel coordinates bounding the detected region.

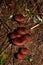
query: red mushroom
[
  {"left": 8, "top": 2, "right": 14, "bottom": 9},
  {"left": 12, "top": 36, "right": 27, "bottom": 46},
  {"left": 20, "top": 48, "right": 29, "bottom": 55},
  {"left": 10, "top": 32, "right": 21, "bottom": 39},
  {"left": 17, "top": 27, "right": 29, "bottom": 35},
  {"left": 14, "top": 14, "right": 25, "bottom": 23},
  {"left": 17, "top": 53, "right": 24, "bottom": 60},
  {"left": 24, "top": 34, "right": 32, "bottom": 42}
]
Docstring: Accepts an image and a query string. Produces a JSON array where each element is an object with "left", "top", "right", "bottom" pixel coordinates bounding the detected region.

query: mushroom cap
[
  {"left": 10, "top": 32, "right": 21, "bottom": 39},
  {"left": 24, "top": 34, "right": 32, "bottom": 42},
  {"left": 20, "top": 48, "right": 29, "bottom": 55},
  {"left": 17, "top": 27, "right": 28, "bottom": 35},
  {"left": 14, "top": 14, "right": 25, "bottom": 23},
  {"left": 17, "top": 53, "right": 24, "bottom": 60},
  {"left": 8, "top": 2, "right": 14, "bottom": 9},
  {"left": 12, "top": 36, "right": 27, "bottom": 46}
]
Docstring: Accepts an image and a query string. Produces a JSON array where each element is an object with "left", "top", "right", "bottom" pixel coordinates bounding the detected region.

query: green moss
[{"left": 0, "top": 53, "right": 8, "bottom": 64}]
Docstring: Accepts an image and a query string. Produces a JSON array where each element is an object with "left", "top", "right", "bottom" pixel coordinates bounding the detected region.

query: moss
[{"left": 0, "top": 54, "right": 8, "bottom": 64}]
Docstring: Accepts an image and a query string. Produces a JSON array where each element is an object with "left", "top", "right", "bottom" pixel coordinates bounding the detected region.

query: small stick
[
  {"left": 0, "top": 38, "right": 9, "bottom": 54},
  {"left": 30, "top": 23, "right": 40, "bottom": 30},
  {"left": 0, "top": 44, "right": 12, "bottom": 55}
]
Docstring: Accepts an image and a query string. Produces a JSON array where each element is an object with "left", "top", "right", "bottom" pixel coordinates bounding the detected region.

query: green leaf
[{"left": 29, "top": 58, "right": 33, "bottom": 62}]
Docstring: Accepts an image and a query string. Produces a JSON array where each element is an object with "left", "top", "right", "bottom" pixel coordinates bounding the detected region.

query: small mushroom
[
  {"left": 16, "top": 53, "right": 24, "bottom": 60},
  {"left": 12, "top": 36, "right": 27, "bottom": 46},
  {"left": 20, "top": 48, "right": 29, "bottom": 55},
  {"left": 8, "top": 1, "right": 14, "bottom": 9},
  {"left": 17, "top": 27, "right": 28, "bottom": 35},
  {"left": 14, "top": 14, "right": 25, "bottom": 23}
]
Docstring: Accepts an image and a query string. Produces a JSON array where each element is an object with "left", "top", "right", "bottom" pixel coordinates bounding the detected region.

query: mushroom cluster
[
  {"left": 9, "top": 27, "right": 32, "bottom": 46},
  {"left": 16, "top": 48, "right": 29, "bottom": 60}
]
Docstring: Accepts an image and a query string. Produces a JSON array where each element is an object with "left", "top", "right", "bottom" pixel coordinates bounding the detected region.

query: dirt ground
[{"left": 0, "top": 0, "right": 43, "bottom": 65}]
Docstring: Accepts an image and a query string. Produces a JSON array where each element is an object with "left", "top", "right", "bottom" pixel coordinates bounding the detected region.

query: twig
[
  {"left": 1, "top": 19, "right": 12, "bottom": 31},
  {"left": 30, "top": 23, "right": 40, "bottom": 30},
  {"left": 0, "top": 44, "right": 12, "bottom": 55},
  {"left": 0, "top": 38, "right": 9, "bottom": 54}
]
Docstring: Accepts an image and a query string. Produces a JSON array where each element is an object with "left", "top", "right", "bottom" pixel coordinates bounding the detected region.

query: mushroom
[
  {"left": 24, "top": 34, "right": 32, "bottom": 42},
  {"left": 14, "top": 14, "right": 25, "bottom": 23},
  {"left": 20, "top": 48, "right": 29, "bottom": 55},
  {"left": 7, "top": 1, "right": 14, "bottom": 9},
  {"left": 10, "top": 32, "right": 21, "bottom": 39},
  {"left": 17, "top": 27, "right": 29, "bottom": 35},
  {"left": 16, "top": 53, "right": 24, "bottom": 60},
  {"left": 12, "top": 36, "right": 27, "bottom": 46}
]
